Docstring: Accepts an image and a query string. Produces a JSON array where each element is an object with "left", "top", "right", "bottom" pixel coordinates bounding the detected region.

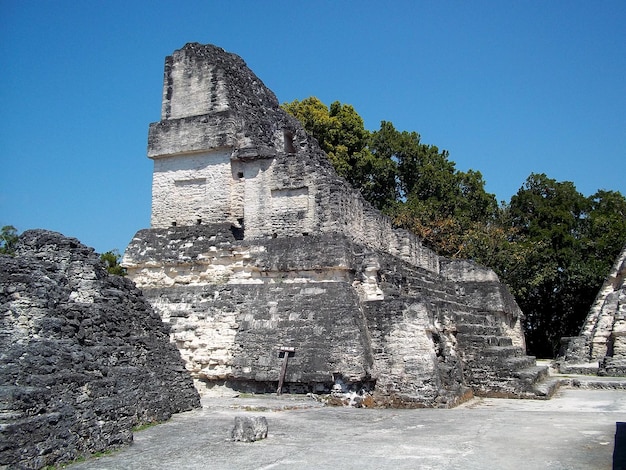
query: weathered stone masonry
[
  {"left": 146, "top": 43, "right": 438, "bottom": 271},
  {"left": 0, "top": 231, "right": 200, "bottom": 469},
  {"left": 124, "top": 43, "right": 555, "bottom": 406}
]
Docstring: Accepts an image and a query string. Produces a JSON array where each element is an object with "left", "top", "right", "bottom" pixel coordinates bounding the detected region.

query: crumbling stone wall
[
  {"left": 558, "top": 244, "right": 626, "bottom": 375},
  {"left": 0, "top": 230, "right": 200, "bottom": 469},
  {"left": 124, "top": 43, "right": 553, "bottom": 407}
]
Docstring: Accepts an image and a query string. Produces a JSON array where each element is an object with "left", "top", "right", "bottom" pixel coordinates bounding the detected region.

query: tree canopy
[
  {"left": 502, "top": 174, "right": 626, "bottom": 356},
  {"left": 283, "top": 97, "right": 626, "bottom": 357},
  {"left": 282, "top": 98, "right": 498, "bottom": 254},
  {"left": 0, "top": 225, "right": 19, "bottom": 255}
]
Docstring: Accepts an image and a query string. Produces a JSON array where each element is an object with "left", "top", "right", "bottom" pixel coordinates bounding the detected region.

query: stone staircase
[
  {"left": 369, "top": 255, "right": 561, "bottom": 403},
  {"left": 455, "top": 311, "right": 560, "bottom": 399}
]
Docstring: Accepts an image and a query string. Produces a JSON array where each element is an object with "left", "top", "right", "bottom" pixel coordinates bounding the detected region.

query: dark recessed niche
[
  {"left": 283, "top": 130, "right": 296, "bottom": 154},
  {"left": 230, "top": 218, "right": 245, "bottom": 240}
]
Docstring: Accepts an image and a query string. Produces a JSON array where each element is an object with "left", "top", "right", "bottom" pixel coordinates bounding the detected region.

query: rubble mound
[{"left": 0, "top": 230, "right": 200, "bottom": 469}]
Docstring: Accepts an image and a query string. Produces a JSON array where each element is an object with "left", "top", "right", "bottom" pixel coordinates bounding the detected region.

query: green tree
[
  {"left": 457, "top": 204, "right": 534, "bottom": 278},
  {"left": 504, "top": 174, "right": 626, "bottom": 357},
  {"left": 284, "top": 98, "right": 498, "bottom": 254},
  {"left": 371, "top": 121, "right": 497, "bottom": 256},
  {"left": 282, "top": 98, "right": 369, "bottom": 179},
  {"left": 100, "top": 250, "right": 127, "bottom": 276},
  {"left": 282, "top": 97, "right": 397, "bottom": 209},
  {"left": 583, "top": 189, "right": 626, "bottom": 265},
  {"left": 0, "top": 225, "right": 18, "bottom": 255}
]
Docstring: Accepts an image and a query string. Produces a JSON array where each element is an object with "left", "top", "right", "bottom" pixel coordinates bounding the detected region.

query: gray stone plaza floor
[{"left": 72, "top": 377, "right": 626, "bottom": 470}]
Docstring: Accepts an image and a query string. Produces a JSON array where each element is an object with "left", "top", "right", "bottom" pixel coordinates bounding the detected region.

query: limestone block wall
[
  {"left": 161, "top": 50, "right": 229, "bottom": 119},
  {"left": 143, "top": 282, "right": 375, "bottom": 393},
  {"left": 147, "top": 110, "right": 241, "bottom": 158},
  {"left": 124, "top": 224, "right": 536, "bottom": 405},
  {"left": 124, "top": 225, "right": 356, "bottom": 288},
  {"left": 234, "top": 155, "right": 317, "bottom": 239},
  {"left": 312, "top": 166, "right": 440, "bottom": 272},
  {"left": 125, "top": 227, "right": 373, "bottom": 393},
  {"left": 440, "top": 259, "right": 500, "bottom": 282},
  {"left": 151, "top": 149, "right": 234, "bottom": 227},
  {"left": 363, "top": 298, "right": 467, "bottom": 407}
]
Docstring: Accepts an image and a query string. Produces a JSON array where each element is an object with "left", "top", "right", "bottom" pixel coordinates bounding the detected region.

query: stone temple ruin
[
  {"left": 558, "top": 244, "right": 626, "bottom": 376},
  {"left": 123, "top": 43, "right": 558, "bottom": 407}
]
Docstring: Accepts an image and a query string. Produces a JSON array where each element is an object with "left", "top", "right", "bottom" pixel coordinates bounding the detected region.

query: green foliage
[
  {"left": 100, "top": 250, "right": 127, "bottom": 276},
  {"left": 370, "top": 121, "right": 498, "bottom": 256},
  {"left": 496, "top": 174, "right": 626, "bottom": 357},
  {"left": 0, "top": 225, "right": 19, "bottom": 255},
  {"left": 584, "top": 189, "right": 626, "bottom": 263},
  {"left": 284, "top": 97, "right": 626, "bottom": 358},
  {"left": 456, "top": 205, "right": 535, "bottom": 276},
  {"left": 282, "top": 99, "right": 497, "bottom": 229},
  {"left": 282, "top": 97, "right": 377, "bottom": 197}
]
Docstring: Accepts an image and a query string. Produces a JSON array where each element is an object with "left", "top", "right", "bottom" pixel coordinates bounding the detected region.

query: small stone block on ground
[{"left": 231, "top": 416, "right": 268, "bottom": 442}]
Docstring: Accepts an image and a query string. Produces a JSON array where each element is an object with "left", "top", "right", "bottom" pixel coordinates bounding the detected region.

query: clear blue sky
[{"left": 1, "top": 0, "right": 624, "bottom": 254}]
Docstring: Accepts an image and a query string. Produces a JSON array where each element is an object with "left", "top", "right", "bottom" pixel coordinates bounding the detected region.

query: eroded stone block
[{"left": 231, "top": 416, "right": 268, "bottom": 442}]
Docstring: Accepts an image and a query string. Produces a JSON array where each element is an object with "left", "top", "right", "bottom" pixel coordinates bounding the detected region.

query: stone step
[
  {"left": 403, "top": 286, "right": 454, "bottom": 299},
  {"left": 511, "top": 365, "right": 549, "bottom": 383},
  {"left": 457, "top": 334, "right": 513, "bottom": 347},
  {"left": 432, "top": 300, "right": 475, "bottom": 313},
  {"left": 456, "top": 324, "right": 502, "bottom": 336},
  {"left": 464, "top": 368, "right": 500, "bottom": 382},
  {"left": 502, "top": 355, "right": 538, "bottom": 371},
  {"left": 481, "top": 345, "right": 525, "bottom": 358},
  {"left": 454, "top": 311, "right": 496, "bottom": 326},
  {"left": 532, "top": 376, "right": 563, "bottom": 398},
  {"left": 471, "top": 378, "right": 525, "bottom": 399},
  {"left": 465, "top": 356, "right": 554, "bottom": 396}
]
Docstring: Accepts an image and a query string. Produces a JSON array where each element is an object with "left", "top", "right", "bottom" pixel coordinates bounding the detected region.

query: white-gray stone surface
[{"left": 70, "top": 383, "right": 626, "bottom": 470}]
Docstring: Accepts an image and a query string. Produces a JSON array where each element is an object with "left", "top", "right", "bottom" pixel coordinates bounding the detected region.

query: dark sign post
[{"left": 276, "top": 346, "right": 295, "bottom": 395}]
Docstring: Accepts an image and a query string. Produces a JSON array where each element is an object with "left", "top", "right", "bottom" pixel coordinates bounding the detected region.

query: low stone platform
[
  {"left": 543, "top": 360, "right": 626, "bottom": 390},
  {"left": 71, "top": 383, "right": 626, "bottom": 470}
]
